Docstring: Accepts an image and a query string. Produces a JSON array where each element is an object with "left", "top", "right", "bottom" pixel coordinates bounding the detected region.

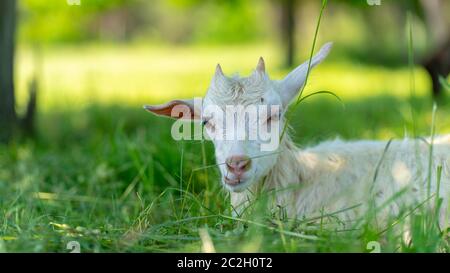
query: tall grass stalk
[
  {"left": 200, "top": 140, "right": 209, "bottom": 208},
  {"left": 280, "top": 0, "right": 328, "bottom": 141},
  {"left": 407, "top": 11, "right": 417, "bottom": 139},
  {"left": 427, "top": 103, "right": 437, "bottom": 200}
]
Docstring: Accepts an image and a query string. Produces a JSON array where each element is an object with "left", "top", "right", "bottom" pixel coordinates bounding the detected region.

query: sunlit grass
[
  {"left": 15, "top": 43, "right": 431, "bottom": 112},
  {"left": 2, "top": 43, "right": 449, "bottom": 253},
  {"left": 2, "top": 96, "right": 449, "bottom": 252}
]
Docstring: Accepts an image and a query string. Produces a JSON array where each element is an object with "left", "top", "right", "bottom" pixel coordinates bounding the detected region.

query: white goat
[{"left": 145, "top": 43, "right": 450, "bottom": 225}]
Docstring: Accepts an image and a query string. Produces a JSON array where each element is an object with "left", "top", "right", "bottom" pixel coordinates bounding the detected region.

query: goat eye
[
  {"left": 266, "top": 114, "right": 279, "bottom": 124},
  {"left": 203, "top": 120, "right": 215, "bottom": 131}
]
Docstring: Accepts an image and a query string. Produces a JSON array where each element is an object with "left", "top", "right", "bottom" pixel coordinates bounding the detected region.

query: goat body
[
  {"left": 145, "top": 42, "right": 450, "bottom": 226},
  {"left": 232, "top": 135, "right": 450, "bottom": 223}
]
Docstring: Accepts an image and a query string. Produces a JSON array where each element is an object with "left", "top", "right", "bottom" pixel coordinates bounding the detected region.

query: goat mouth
[{"left": 224, "top": 176, "right": 241, "bottom": 186}]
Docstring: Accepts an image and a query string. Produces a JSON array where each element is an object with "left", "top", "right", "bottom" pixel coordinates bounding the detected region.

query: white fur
[
  {"left": 145, "top": 42, "right": 450, "bottom": 225},
  {"left": 232, "top": 134, "right": 450, "bottom": 225}
]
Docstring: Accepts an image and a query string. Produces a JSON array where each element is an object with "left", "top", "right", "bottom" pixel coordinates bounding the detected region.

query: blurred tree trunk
[
  {"left": 419, "top": 0, "right": 450, "bottom": 97},
  {"left": 423, "top": 39, "right": 450, "bottom": 98},
  {"left": 0, "top": 0, "right": 17, "bottom": 143},
  {"left": 22, "top": 77, "right": 37, "bottom": 137},
  {"left": 280, "top": 0, "right": 297, "bottom": 68}
]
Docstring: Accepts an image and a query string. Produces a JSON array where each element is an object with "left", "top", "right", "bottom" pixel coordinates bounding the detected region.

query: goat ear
[
  {"left": 279, "top": 42, "right": 332, "bottom": 106},
  {"left": 144, "top": 98, "right": 201, "bottom": 120}
]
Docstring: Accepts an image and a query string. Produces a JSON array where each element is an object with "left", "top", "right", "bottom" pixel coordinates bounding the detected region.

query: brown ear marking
[
  {"left": 144, "top": 104, "right": 173, "bottom": 117},
  {"left": 143, "top": 100, "right": 195, "bottom": 119}
]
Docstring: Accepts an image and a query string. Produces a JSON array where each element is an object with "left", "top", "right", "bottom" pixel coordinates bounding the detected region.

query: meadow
[{"left": 1, "top": 44, "right": 449, "bottom": 252}]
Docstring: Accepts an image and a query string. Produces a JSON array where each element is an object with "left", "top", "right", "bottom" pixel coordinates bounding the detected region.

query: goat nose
[{"left": 226, "top": 155, "right": 251, "bottom": 174}]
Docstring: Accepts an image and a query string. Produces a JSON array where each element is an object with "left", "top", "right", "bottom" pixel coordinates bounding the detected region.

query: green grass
[
  {"left": 1, "top": 94, "right": 449, "bottom": 252},
  {"left": 1, "top": 43, "right": 450, "bottom": 252}
]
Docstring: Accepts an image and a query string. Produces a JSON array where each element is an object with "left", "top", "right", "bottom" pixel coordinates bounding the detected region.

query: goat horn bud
[
  {"left": 215, "top": 63, "right": 224, "bottom": 77},
  {"left": 256, "top": 57, "right": 265, "bottom": 73}
]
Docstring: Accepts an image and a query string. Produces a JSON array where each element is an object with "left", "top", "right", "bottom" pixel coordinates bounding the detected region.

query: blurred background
[
  {"left": 2, "top": 0, "right": 448, "bottom": 114},
  {"left": 0, "top": 0, "right": 449, "bottom": 252}
]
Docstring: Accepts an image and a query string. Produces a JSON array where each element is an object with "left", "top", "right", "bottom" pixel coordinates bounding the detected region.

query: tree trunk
[
  {"left": 419, "top": 0, "right": 449, "bottom": 97},
  {"left": 280, "top": 0, "right": 296, "bottom": 68},
  {"left": 22, "top": 77, "right": 37, "bottom": 137},
  {"left": 0, "top": 0, "right": 17, "bottom": 143},
  {"left": 423, "top": 38, "right": 450, "bottom": 98}
]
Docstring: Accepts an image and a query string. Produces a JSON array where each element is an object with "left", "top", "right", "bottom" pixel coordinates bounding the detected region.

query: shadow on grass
[
  {"left": 3, "top": 94, "right": 449, "bottom": 193},
  {"left": 0, "top": 94, "right": 448, "bottom": 252}
]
